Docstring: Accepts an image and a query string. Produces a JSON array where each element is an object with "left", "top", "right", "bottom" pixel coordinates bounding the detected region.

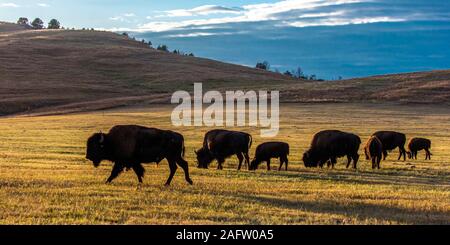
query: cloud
[
  {"left": 37, "top": 3, "right": 49, "bottom": 7},
  {"left": 0, "top": 3, "right": 20, "bottom": 7},
  {"left": 164, "top": 30, "right": 249, "bottom": 38},
  {"left": 139, "top": 0, "right": 385, "bottom": 32},
  {"left": 287, "top": 16, "right": 406, "bottom": 28},
  {"left": 110, "top": 13, "right": 137, "bottom": 23},
  {"left": 121, "top": 0, "right": 449, "bottom": 34},
  {"left": 162, "top": 5, "right": 242, "bottom": 17}
]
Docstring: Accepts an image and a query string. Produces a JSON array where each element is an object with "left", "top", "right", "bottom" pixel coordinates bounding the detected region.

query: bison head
[
  {"left": 86, "top": 132, "right": 108, "bottom": 167},
  {"left": 249, "top": 159, "right": 260, "bottom": 171},
  {"left": 302, "top": 149, "right": 318, "bottom": 168},
  {"left": 406, "top": 151, "right": 412, "bottom": 159},
  {"left": 195, "top": 148, "right": 214, "bottom": 169}
]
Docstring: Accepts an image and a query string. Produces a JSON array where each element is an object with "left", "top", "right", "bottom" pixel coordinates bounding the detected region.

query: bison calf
[
  {"left": 364, "top": 136, "right": 383, "bottom": 169},
  {"left": 249, "top": 142, "right": 290, "bottom": 171},
  {"left": 407, "top": 137, "right": 432, "bottom": 160},
  {"left": 86, "top": 125, "right": 193, "bottom": 186}
]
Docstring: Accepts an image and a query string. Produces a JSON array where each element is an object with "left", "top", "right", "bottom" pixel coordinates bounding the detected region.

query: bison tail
[{"left": 248, "top": 135, "right": 253, "bottom": 150}]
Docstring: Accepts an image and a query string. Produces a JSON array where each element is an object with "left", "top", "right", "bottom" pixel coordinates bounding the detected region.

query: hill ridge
[{"left": 0, "top": 22, "right": 449, "bottom": 116}]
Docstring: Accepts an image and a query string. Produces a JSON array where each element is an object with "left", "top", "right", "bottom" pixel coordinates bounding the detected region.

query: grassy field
[{"left": 0, "top": 103, "right": 449, "bottom": 224}]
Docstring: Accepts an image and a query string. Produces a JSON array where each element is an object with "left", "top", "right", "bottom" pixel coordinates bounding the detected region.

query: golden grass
[{"left": 0, "top": 103, "right": 449, "bottom": 224}]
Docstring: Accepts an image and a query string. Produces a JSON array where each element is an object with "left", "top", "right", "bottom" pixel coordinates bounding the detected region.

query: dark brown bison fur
[
  {"left": 372, "top": 131, "right": 407, "bottom": 161},
  {"left": 196, "top": 129, "right": 252, "bottom": 170},
  {"left": 364, "top": 136, "right": 383, "bottom": 169},
  {"left": 303, "top": 130, "right": 361, "bottom": 169},
  {"left": 407, "top": 137, "right": 432, "bottom": 160},
  {"left": 86, "top": 125, "right": 192, "bottom": 186},
  {"left": 249, "top": 142, "right": 290, "bottom": 171}
]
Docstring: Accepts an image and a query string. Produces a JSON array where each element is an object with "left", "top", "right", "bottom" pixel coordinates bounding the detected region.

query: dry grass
[{"left": 0, "top": 103, "right": 449, "bottom": 224}]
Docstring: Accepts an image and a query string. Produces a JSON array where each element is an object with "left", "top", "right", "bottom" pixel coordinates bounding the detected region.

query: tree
[
  {"left": 294, "top": 67, "right": 304, "bottom": 79},
  {"left": 122, "top": 32, "right": 129, "bottom": 37},
  {"left": 148, "top": 40, "right": 153, "bottom": 47},
  {"left": 31, "top": 18, "right": 44, "bottom": 29},
  {"left": 284, "top": 70, "right": 293, "bottom": 77},
  {"left": 48, "top": 19, "right": 60, "bottom": 29},
  {"left": 256, "top": 61, "right": 270, "bottom": 71},
  {"left": 17, "top": 17, "right": 29, "bottom": 26},
  {"left": 157, "top": 44, "right": 169, "bottom": 52}
]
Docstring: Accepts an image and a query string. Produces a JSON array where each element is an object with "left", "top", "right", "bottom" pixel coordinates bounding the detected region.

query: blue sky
[{"left": 1, "top": 0, "right": 449, "bottom": 78}]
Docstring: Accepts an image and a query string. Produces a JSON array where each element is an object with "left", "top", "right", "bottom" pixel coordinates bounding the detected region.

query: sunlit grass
[{"left": 0, "top": 103, "right": 449, "bottom": 224}]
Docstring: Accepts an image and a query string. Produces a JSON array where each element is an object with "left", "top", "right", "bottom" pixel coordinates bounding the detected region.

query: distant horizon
[{"left": 2, "top": 0, "right": 449, "bottom": 79}]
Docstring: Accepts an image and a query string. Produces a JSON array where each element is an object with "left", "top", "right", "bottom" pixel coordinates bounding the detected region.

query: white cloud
[
  {"left": 37, "top": 3, "right": 50, "bottom": 7},
  {"left": 116, "top": 0, "right": 440, "bottom": 34},
  {"left": 164, "top": 31, "right": 248, "bottom": 38},
  {"left": 0, "top": 3, "right": 20, "bottom": 7},
  {"left": 287, "top": 16, "right": 406, "bottom": 28},
  {"left": 110, "top": 13, "right": 137, "bottom": 22},
  {"left": 162, "top": 5, "right": 242, "bottom": 17},
  {"left": 140, "top": 0, "right": 374, "bottom": 32}
]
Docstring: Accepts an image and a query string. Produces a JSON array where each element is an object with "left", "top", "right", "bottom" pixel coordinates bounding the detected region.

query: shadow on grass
[
  {"left": 234, "top": 193, "right": 450, "bottom": 224},
  {"left": 243, "top": 167, "right": 450, "bottom": 188}
]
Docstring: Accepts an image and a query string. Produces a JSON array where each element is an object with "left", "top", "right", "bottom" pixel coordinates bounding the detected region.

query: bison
[
  {"left": 372, "top": 131, "right": 407, "bottom": 161},
  {"left": 195, "top": 129, "right": 252, "bottom": 170},
  {"left": 303, "top": 130, "right": 361, "bottom": 169},
  {"left": 407, "top": 137, "right": 432, "bottom": 160},
  {"left": 249, "top": 142, "right": 290, "bottom": 171},
  {"left": 86, "top": 125, "right": 193, "bottom": 186},
  {"left": 364, "top": 136, "right": 383, "bottom": 169}
]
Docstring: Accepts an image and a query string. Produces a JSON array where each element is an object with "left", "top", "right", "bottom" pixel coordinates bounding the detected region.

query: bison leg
[
  {"left": 106, "top": 163, "right": 125, "bottom": 184},
  {"left": 330, "top": 158, "right": 337, "bottom": 169},
  {"left": 398, "top": 146, "right": 407, "bottom": 161},
  {"left": 382, "top": 150, "right": 388, "bottom": 160},
  {"left": 244, "top": 152, "right": 250, "bottom": 170},
  {"left": 267, "top": 159, "right": 271, "bottom": 171},
  {"left": 165, "top": 159, "right": 178, "bottom": 186},
  {"left": 352, "top": 154, "right": 359, "bottom": 169},
  {"left": 176, "top": 158, "right": 193, "bottom": 185},
  {"left": 217, "top": 158, "right": 225, "bottom": 170},
  {"left": 377, "top": 155, "right": 381, "bottom": 169},
  {"left": 425, "top": 149, "right": 431, "bottom": 160},
  {"left": 132, "top": 163, "right": 145, "bottom": 184},
  {"left": 237, "top": 153, "right": 244, "bottom": 171},
  {"left": 346, "top": 156, "right": 352, "bottom": 169}
]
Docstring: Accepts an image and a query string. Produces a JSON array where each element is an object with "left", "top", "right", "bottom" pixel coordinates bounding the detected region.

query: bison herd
[{"left": 86, "top": 125, "right": 433, "bottom": 186}]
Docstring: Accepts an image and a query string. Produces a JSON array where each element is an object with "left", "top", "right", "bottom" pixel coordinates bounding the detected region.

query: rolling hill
[{"left": 0, "top": 22, "right": 449, "bottom": 116}]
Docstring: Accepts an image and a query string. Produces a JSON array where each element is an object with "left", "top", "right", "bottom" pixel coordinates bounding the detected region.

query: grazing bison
[
  {"left": 303, "top": 130, "right": 361, "bottom": 169},
  {"left": 364, "top": 136, "right": 383, "bottom": 169},
  {"left": 195, "top": 129, "right": 252, "bottom": 170},
  {"left": 249, "top": 142, "right": 290, "bottom": 171},
  {"left": 407, "top": 137, "right": 432, "bottom": 160},
  {"left": 372, "top": 131, "right": 407, "bottom": 161},
  {"left": 86, "top": 125, "right": 193, "bottom": 186}
]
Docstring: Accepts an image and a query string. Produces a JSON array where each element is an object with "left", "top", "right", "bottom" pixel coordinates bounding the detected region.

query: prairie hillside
[{"left": 1, "top": 22, "right": 450, "bottom": 117}]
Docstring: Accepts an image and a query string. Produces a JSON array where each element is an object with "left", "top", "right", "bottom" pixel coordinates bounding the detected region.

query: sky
[{"left": 1, "top": 0, "right": 450, "bottom": 79}]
